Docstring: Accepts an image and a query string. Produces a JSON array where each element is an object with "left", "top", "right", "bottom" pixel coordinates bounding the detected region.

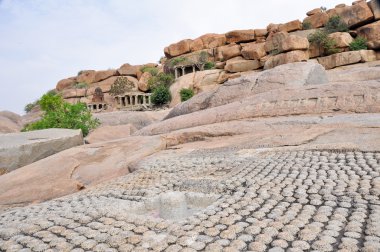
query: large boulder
[
  {"left": 369, "top": 0, "right": 380, "bottom": 20},
  {"left": 169, "top": 69, "right": 223, "bottom": 107},
  {"left": 264, "top": 32, "right": 309, "bottom": 54},
  {"left": 0, "top": 111, "right": 22, "bottom": 133},
  {"left": 164, "top": 39, "right": 192, "bottom": 58},
  {"left": 317, "top": 50, "right": 377, "bottom": 69},
  {"left": 224, "top": 58, "right": 261, "bottom": 73},
  {"left": 199, "top": 33, "right": 226, "bottom": 49},
  {"left": 138, "top": 71, "right": 152, "bottom": 92},
  {"left": 56, "top": 77, "right": 76, "bottom": 91},
  {"left": 190, "top": 38, "right": 204, "bottom": 52},
  {"left": 62, "top": 88, "right": 87, "bottom": 99},
  {"left": 327, "top": 1, "right": 374, "bottom": 28},
  {"left": 77, "top": 70, "right": 97, "bottom": 84},
  {"left": 85, "top": 124, "right": 137, "bottom": 144},
  {"left": 279, "top": 20, "right": 302, "bottom": 33},
  {"left": 264, "top": 50, "right": 309, "bottom": 69},
  {"left": 356, "top": 20, "right": 380, "bottom": 49},
  {"left": 94, "top": 69, "right": 118, "bottom": 83},
  {"left": 306, "top": 8, "right": 322, "bottom": 16},
  {"left": 0, "top": 129, "right": 83, "bottom": 173},
  {"left": 241, "top": 42, "right": 267, "bottom": 60},
  {"left": 303, "top": 12, "right": 329, "bottom": 28},
  {"left": 328, "top": 32, "right": 353, "bottom": 48},
  {"left": 327, "top": 61, "right": 380, "bottom": 82},
  {"left": 117, "top": 63, "right": 141, "bottom": 77},
  {"left": 225, "top": 29, "right": 255, "bottom": 44},
  {"left": 87, "top": 76, "right": 139, "bottom": 95},
  {"left": 216, "top": 44, "right": 242, "bottom": 61},
  {"left": 165, "top": 62, "right": 328, "bottom": 119}
]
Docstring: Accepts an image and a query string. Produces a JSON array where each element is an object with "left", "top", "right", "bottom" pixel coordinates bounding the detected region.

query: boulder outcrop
[
  {"left": 85, "top": 124, "right": 137, "bottom": 144},
  {"left": 317, "top": 50, "right": 377, "bottom": 69},
  {"left": 0, "top": 129, "right": 83, "bottom": 173},
  {"left": 0, "top": 111, "right": 22, "bottom": 134}
]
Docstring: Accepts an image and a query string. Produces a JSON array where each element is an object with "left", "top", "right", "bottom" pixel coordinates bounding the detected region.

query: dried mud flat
[{"left": 0, "top": 146, "right": 379, "bottom": 252}]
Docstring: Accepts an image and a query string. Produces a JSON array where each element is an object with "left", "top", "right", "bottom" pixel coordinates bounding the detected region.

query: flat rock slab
[{"left": 0, "top": 128, "right": 83, "bottom": 172}]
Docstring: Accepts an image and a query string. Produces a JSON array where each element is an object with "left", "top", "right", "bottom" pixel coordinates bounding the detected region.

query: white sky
[{"left": 0, "top": 0, "right": 353, "bottom": 114}]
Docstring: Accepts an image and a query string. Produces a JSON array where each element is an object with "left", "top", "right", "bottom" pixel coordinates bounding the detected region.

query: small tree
[
  {"left": 325, "top": 16, "right": 349, "bottom": 34},
  {"left": 349, "top": 36, "right": 368, "bottom": 51},
  {"left": 180, "top": 88, "right": 194, "bottom": 102},
  {"left": 151, "top": 85, "right": 171, "bottom": 105},
  {"left": 23, "top": 93, "right": 99, "bottom": 136},
  {"left": 109, "top": 77, "right": 134, "bottom": 96},
  {"left": 308, "top": 30, "right": 339, "bottom": 56},
  {"left": 148, "top": 72, "right": 174, "bottom": 90}
]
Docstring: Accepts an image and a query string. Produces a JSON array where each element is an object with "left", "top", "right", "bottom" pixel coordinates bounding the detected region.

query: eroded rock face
[
  {"left": 279, "top": 19, "right": 302, "bottom": 32},
  {"left": 327, "top": 1, "right": 374, "bottom": 28},
  {"left": 165, "top": 39, "right": 192, "bottom": 58},
  {"left": 328, "top": 32, "right": 353, "bottom": 48},
  {"left": 265, "top": 32, "right": 309, "bottom": 54},
  {"left": 369, "top": 0, "right": 380, "bottom": 20},
  {"left": 225, "top": 58, "right": 261, "bottom": 73},
  {"left": 0, "top": 111, "right": 22, "bottom": 134},
  {"left": 85, "top": 124, "right": 137, "bottom": 144},
  {"left": 138, "top": 72, "right": 152, "bottom": 92},
  {"left": 317, "top": 50, "right": 377, "bottom": 69},
  {"left": 356, "top": 20, "right": 380, "bottom": 49},
  {"left": 225, "top": 29, "right": 255, "bottom": 44},
  {"left": 56, "top": 78, "right": 76, "bottom": 91},
  {"left": 216, "top": 44, "right": 242, "bottom": 61},
  {"left": 0, "top": 129, "right": 83, "bottom": 173},
  {"left": 165, "top": 62, "right": 328, "bottom": 119},
  {"left": 264, "top": 50, "right": 309, "bottom": 69},
  {"left": 117, "top": 63, "right": 141, "bottom": 77},
  {"left": 303, "top": 12, "right": 329, "bottom": 28},
  {"left": 77, "top": 70, "right": 97, "bottom": 84},
  {"left": 241, "top": 42, "right": 267, "bottom": 60}
]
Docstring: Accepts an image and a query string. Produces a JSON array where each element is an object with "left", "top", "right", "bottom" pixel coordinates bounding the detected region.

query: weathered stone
[
  {"left": 190, "top": 38, "right": 204, "bottom": 52},
  {"left": 200, "top": 33, "right": 226, "bottom": 49},
  {"left": 265, "top": 32, "right": 309, "bottom": 54},
  {"left": 328, "top": 32, "right": 353, "bottom": 48},
  {"left": 56, "top": 78, "right": 76, "bottom": 91},
  {"left": 241, "top": 42, "right": 267, "bottom": 60},
  {"left": 94, "top": 70, "right": 117, "bottom": 83},
  {"left": 0, "top": 111, "right": 21, "bottom": 134},
  {"left": 328, "top": 1, "right": 374, "bottom": 28},
  {"left": 0, "top": 129, "right": 83, "bottom": 172},
  {"left": 303, "top": 12, "right": 329, "bottom": 28},
  {"left": 317, "top": 50, "right": 377, "bottom": 69},
  {"left": 264, "top": 50, "right": 309, "bottom": 69},
  {"left": 279, "top": 20, "right": 302, "bottom": 33},
  {"left": 165, "top": 39, "right": 192, "bottom": 58},
  {"left": 117, "top": 63, "right": 141, "bottom": 77},
  {"left": 307, "top": 8, "right": 322, "bottom": 16},
  {"left": 88, "top": 76, "right": 139, "bottom": 95},
  {"left": 369, "top": 0, "right": 380, "bottom": 20},
  {"left": 225, "top": 30, "right": 255, "bottom": 44},
  {"left": 166, "top": 62, "right": 327, "bottom": 119},
  {"left": 62, "top": 88, "right": 87, "bottom": 99},
  {"left": 356, "top": 20, "right": 380, "bottom": 49},
  {"left": 254, "top": 29, "right": 268, "bottom": 37},
  {"left": 225, "top": 58, "right": 261, "bottom": 73},
  {"left": 216, "top": 44, "right": 242, "bottom": 61},
  {"left": 85, "top": 124, "right": 137, "bottom": 144},
  {"left": 77, "top": 70, "right": 96, "bottom": 84},
  {"left": 138, "top": 72, "right": 152, "bottom": 92}
]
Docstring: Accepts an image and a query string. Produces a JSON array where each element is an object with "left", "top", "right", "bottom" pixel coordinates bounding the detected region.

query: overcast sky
[{"left": 0, "top": 0, "right": 353, "bottom": 114}]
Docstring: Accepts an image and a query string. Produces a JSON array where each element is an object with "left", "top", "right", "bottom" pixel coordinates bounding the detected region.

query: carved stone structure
[
  {"left": 92, "top": 87, "right": 104, "bottom": 102},
  {"left": 174, "top": 64, "right": 203, "bottom": 79},
  {"left": 87, "top": 103, "right": 108, "bottom": 112},
  {"left": 115, "top": 92, "right": 152, "bottom": 110}
]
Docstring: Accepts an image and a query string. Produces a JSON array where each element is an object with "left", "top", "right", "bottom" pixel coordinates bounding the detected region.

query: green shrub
[
  {"left": 349, "top": 36, "right": 368, "bottom": 51},
  {"left": 141, "top": 66, "right": 159, "bottom": 76},
  {"left": 151, "top": 85, "right": 171, "bottom": 105},
  {"left": 204, "top": 62, "right": 215, "bottom": 70},
  {"left": 109, "top": 76, "right": 134, "bottom": 96},
  {"left": 308, "top": 30, "right": 339, "bottom": 56},
  {"left": 325, "top": 15, "right": 349, "bottom": 34},
  {"left": 74, "top": 82, "right": 88, "bottom": 89},
  {"left": 148, "top": 72, "right": 174, "bottom": 90},
  {"left": 180, "top": 88, "right": 194, "bottom": 102},
  {"left": 22, "top": 93, "right": 99, "bottom": 136},
  {"left": 24, "top": 101, "right": 38, "bottom": 113},
  {"left": 169, "top": 57, "right": 186, "bottom": 67},
  {"left": 302, "top": 21, "right": 312, "bottom": 30}
]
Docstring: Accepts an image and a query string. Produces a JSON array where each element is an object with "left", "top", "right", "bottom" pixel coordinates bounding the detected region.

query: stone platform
[{"left": 0, "top": 147, "right": 379, "bottom": 251}]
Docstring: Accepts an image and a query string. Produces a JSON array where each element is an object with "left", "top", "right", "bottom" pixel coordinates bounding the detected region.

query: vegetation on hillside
[
  {"left": 23, "top": 93, "right": 99, "bottom": 136},
  {"left": 349, "top": 36, "right": 368, "bottom": 51},
  {"left": 180, "top": 88, "right": 194, "bottom": 102}
]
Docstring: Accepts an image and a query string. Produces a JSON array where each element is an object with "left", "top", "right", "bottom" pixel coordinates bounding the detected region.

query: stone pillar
[
  {"left": 192, "top": 65, "right": 195, "bottom": 73},
  {"left": 181, "top": 67, "right": 185, "bottom": 76},
  {"left": 174, "top": 67, "right": 178, "bottom": 79}
]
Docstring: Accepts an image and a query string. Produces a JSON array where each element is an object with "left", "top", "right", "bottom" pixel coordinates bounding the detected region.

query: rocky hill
[{"left": 0, "top": 1, "right": 380, "bottom": 252}]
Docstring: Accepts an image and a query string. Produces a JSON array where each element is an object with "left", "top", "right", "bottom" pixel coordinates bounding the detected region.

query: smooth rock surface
[{"left": 0, "top": 129, "right": 83, "bottom": 172}]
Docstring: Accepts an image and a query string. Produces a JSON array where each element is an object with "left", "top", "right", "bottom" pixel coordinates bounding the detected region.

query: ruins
[{"left": 114, "top": 92, "right": 152, "bottom": 110}]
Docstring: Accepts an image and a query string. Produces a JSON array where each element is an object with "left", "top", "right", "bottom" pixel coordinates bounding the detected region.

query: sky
[{"left": 0, "top": 0, "right": 353, "bottom": 114}]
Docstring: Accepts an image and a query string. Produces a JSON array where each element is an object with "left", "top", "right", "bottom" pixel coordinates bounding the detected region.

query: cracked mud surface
[{"left": 0, "top": 149, "right": 379, "bottom": 252}]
